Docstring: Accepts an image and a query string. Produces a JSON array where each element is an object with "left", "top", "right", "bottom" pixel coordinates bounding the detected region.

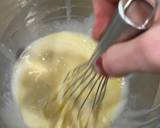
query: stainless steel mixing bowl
[{"left": 0, "top": 0, "right": 160, "bottom": 128}]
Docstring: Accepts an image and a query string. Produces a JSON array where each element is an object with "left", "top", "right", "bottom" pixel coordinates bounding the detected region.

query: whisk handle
[{"left": 90, "top": 0, "right": 157, "bottom": 65}]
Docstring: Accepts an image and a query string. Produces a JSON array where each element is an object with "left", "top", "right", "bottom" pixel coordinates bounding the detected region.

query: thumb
[{"left": 96, "top": 24, "right": 160, "bottom": 77}]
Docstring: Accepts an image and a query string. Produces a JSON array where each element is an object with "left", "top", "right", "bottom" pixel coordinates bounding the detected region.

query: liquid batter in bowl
[{"left": 12, "top": 32, "right": 124, "bottom": 128}]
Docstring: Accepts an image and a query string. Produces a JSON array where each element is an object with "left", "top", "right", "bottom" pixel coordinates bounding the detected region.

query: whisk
[{"left": 61, "top": 0, "right": 157, "bottom": 119}]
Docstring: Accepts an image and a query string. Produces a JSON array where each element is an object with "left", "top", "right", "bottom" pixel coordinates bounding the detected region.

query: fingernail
[{"left": 95, "top": 57, "right": 107, "bottom": 76}]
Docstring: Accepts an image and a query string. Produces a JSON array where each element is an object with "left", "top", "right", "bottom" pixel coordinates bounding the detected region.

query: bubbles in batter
[{"left": 12, "top": 32, "right": 124, "bottom": 128}]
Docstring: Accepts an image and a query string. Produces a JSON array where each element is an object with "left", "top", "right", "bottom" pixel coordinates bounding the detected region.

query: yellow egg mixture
[{"left": 12, "top": 32, "right": 123, "bottom": 128}]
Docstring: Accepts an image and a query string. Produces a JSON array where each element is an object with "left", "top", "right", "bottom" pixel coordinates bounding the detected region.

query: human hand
[{"left": 92, "top": 0, "right": 160, "bottom": 76}]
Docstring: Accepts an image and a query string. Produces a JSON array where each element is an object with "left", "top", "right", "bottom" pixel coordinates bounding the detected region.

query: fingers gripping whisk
[{"left": 58, "top": 0, "right": 157, "bottom": 125}]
